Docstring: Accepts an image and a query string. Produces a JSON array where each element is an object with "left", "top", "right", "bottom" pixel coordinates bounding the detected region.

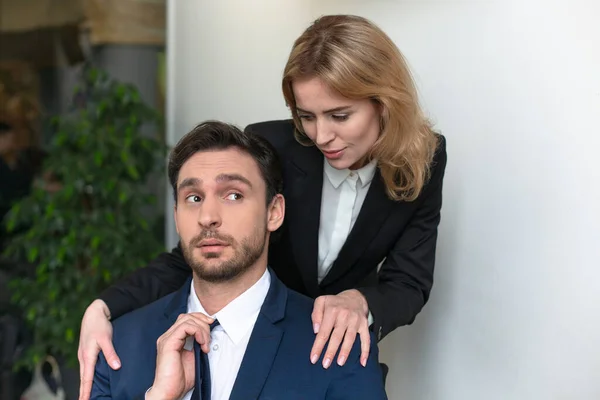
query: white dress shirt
[
  {"left": 179, "top": 269, "right": 271, "bottom": 400},
  {"left": 318, "top": 159, "right": 377, "bottom": 324},
  {"left": 318, "top": 159, "right": 377, "bottom": 283}
]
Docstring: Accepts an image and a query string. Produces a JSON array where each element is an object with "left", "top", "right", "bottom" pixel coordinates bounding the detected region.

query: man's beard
[{"left": 181, "top": 223, "right": 267, "bottom": 283}]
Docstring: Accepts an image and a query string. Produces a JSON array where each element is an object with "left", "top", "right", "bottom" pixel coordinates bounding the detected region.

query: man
[{"left": 91, "top": 121, "right": 387, "bottom": 399}]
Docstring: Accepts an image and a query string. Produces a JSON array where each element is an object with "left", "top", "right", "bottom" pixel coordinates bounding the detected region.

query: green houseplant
[{"left": 2, "top": 68, "right": 167, "bottom": 369}]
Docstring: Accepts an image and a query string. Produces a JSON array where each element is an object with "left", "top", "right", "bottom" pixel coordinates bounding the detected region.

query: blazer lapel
[
  {"left": 163, "top": 277, "right": 193, "bottom": 324},
  {"left": 229, "top": 269, "right": 286, "bottom": 400},
  {"left": 320, "top": 170, "right": 395, "bottom": 287},
  {"left": 285, "top": 143, "right": 324, "bottom": 297}
]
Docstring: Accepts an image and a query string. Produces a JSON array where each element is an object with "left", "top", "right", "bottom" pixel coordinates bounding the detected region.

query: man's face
[{"left": 174, "top": 147, "right": 283, "bottom": 283}]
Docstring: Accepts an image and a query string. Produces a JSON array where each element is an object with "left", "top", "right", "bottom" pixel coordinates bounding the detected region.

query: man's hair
[{"left": 168, "top": 120, "right": 283, "bottom": 204}]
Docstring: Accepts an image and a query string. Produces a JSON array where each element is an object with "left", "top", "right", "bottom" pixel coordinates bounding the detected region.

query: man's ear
[
  {"left": 173, "top": 204, "right": 180, "bottom": 236},
  {"left": 267, "top": 194, "right": 285, "bottom": 233}
]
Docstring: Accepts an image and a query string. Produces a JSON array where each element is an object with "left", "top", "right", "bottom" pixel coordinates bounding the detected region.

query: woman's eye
[
  {"left": 185, "top": 195, "right": 201, "bottom": 203},
  {"left": 226, "top": 193, "right": 243, "bottom": 201},
  {"left": 332, "top": 114, "right": 349, "bottom": 121},
  {"left": 299, "top": 114, "right": 314, "bottom": 121}
]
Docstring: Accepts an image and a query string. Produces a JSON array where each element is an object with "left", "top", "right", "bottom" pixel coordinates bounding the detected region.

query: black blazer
[{"left": 100, "top": 119, "right": 447, "bottom": 342}]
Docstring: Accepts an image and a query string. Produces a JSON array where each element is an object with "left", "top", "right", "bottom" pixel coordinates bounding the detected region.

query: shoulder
[
  {"left": 244, "top": 119, "right": 297, "bottom": 151},
  {"left": 111, "top": 291, "right": 178, "bottom": 342},
  {"left": 420, "top": 133, "right": 447, "bottom": 196},
  {"left": 432, "top": 133, "right": 447, "bottom": 175}
]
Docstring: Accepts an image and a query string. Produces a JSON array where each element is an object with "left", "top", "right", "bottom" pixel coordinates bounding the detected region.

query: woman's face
[{"left": 292, "top": 76, "right": 381, "bottom": 170}]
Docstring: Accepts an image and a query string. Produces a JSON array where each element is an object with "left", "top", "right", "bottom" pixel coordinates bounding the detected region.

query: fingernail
[
  {"left": 337, "top": 356, "right": 346, "bottom": 366},
  {"left": 111, "top": 360, "right": 121, "bottom": 369},
  {"left": 323, "top": 358, "right": 331, "bottom": 369},
  {"left": 313, "top": 323, "right": 320, "bottom": 333},
  {"left": 361, "top": 357, "right": 367, "bottom": 367},
  {"left": 311, "top": 354, "right": 318, "bottom": 364}
]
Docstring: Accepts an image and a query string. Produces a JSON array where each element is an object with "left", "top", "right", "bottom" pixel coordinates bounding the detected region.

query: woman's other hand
[{"left": 78, "top": 299, "right": 120, "bottom": 400}]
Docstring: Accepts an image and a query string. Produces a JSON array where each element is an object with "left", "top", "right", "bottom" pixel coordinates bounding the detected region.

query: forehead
[
  {"left": 292, "top": 77, "right": 353, "bottom": 109},
  {"left": 178, "top": 147, "right": 263, "bottom": 186}
]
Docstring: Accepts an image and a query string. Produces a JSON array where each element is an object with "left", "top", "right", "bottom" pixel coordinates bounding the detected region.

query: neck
[{"left": 192, "top": 256, "right": 268, "bottom": 316}]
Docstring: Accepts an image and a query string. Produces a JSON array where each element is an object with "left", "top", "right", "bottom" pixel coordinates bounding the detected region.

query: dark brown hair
[{"left": 168, "top": 120, "right": 283, "bottom": 204}]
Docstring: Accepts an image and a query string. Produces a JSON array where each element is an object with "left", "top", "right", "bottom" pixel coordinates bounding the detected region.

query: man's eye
[
  {"left": 226, "top": 193, "right": 243, "bottom": 201},
  {"left": 185, "top": 195, "right": 201, "bottom": 203}
]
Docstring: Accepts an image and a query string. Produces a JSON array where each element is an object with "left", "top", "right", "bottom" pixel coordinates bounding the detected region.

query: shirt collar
[
  {"left": 187, "top": 268, "right": 271, "bottom": 345},
  {"left": 323, "top": 158, "right": 378, "bottom": 189}
]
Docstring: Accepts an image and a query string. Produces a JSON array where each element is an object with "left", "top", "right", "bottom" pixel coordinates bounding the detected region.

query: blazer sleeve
[
  {"left": 357, "top": 135, "right": 447, "bottom": 342},
  {"left": 98, "top": 243, "right": 191, "bottom": 320},
  {"left": 325, "top": 332, "right": 388, "bottom": 399}
]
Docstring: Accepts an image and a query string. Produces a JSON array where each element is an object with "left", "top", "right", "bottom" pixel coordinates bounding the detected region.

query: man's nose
[{"left": 197, "top": 196, "right": 222, "bottom": 229}]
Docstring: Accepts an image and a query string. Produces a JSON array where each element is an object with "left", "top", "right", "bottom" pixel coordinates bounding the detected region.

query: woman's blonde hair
[{"left": 282, "top": 15, "right": 439, "bottom": 202}]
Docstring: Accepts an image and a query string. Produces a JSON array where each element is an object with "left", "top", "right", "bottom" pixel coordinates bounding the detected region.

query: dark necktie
[{"left": 191, "top": 320, "right": 220, "bottom": 400}]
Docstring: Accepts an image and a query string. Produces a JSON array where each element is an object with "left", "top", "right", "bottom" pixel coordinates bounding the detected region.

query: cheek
[
  {"left": 354, "top": 115, "right": 380, "bottom": 148},
  {"left": 175, "top": 208, "right": 196, "bottom": 234}
]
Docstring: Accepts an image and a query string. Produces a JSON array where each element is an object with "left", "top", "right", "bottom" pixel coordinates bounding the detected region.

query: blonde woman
[{"left": 78, "top": 14, "right": 447, "bottom": 399}]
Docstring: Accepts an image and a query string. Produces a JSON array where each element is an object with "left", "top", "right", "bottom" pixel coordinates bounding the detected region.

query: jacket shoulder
[
  {"left": 244, "top": 119, "right": 297, "bottom": 150},
  {"left": 111, "top": 291, "right": 179, "bottom": 342}
]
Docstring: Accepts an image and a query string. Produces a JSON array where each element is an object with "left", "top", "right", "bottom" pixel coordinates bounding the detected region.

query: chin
[{"left": 326, "top": 157, "right": 355, "bottom": 170}]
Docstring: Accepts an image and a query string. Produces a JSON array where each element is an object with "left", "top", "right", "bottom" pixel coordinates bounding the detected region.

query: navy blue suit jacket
[{"left": 91, "top": 269, "right": 387, "bottom": 399}]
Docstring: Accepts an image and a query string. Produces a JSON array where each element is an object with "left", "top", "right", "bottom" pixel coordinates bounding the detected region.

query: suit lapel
[
  {"left": 320, "top": 170, "right": 395, "bottom": 287},
  {"left": 285, "top": 142, "right": 324, "bottom": 297},
  {"left": 163, "top": 277, "right": 193, "bottom": 323},
  {"left": 229, "top": 269, "right": 286, "bottom": 400}
]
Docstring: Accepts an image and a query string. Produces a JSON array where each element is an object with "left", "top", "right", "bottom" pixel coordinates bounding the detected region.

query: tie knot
[{"left": 210, "top": 319, "right": 220, "bottom": 331}]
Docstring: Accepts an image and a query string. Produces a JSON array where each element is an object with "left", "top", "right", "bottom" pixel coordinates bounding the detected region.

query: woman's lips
[{"left": 321, "top": 148, "right": 345, "bottom": 160}]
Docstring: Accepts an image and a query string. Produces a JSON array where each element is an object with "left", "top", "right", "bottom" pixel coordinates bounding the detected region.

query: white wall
[
  {"left": 167, "top": 0, "right": 600, "bottom": 398},
  {"left": 165, "top": 0, "right": 315, "bottom": 247}
]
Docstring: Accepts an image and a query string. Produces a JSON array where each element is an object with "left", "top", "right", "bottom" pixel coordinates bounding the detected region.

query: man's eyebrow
[
  {"left": 178, "top": 177, "right": 201, "bottom": 192},
  {"left": 216, "top": 173, "right": 253, "bottom": 188},
  {"left": 296, "top": 105, "right": 352, "bottom": 114}
]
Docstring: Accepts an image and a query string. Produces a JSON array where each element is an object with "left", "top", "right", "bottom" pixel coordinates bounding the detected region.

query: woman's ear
[{"left": 267, "top": 194, "right": 285, "bottom": 232}]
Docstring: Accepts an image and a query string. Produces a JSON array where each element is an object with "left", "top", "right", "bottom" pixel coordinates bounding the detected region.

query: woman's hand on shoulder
[
  {"left": 310, "top": 289, "right": 371, "bottom": 369},
  {"left": 78, "top": 299, "right": 120, "bottom": 400}
]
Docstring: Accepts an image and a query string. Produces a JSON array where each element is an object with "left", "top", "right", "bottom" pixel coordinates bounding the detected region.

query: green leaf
[
  {"left": 27, "top": 247, "right": 39, "bottom": 263},
  {"left": 3, "top": 67, "right": 166, "bottom": 369},
  {"left": 94, "top": 151, "right": 103, "bottom": 166}
]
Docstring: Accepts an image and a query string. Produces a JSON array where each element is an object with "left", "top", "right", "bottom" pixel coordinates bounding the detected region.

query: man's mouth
[{"left": 196, "top": 239, "right": 229, "bottom": 253}]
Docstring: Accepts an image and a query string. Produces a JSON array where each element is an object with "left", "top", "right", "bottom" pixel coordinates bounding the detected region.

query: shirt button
[
  {"left": 349, "top": 172, "right": 355, "bottom": 177},
  {"left": 213, "top": 344, "right": 219, "bottom": 351}
]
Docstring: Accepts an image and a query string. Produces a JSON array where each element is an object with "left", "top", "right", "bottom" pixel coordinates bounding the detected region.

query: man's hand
[
  {"left": 78, "top": 300, "right": 119, "bottom": 400},
  {"left": 310, "top": 289, "right": 370, "bottom": 369},
  {"left": 146, "top": 313, "right": 215, "bottom": 400}
]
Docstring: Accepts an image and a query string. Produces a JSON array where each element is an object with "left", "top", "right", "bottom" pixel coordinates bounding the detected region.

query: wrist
[{"left": 91, "top": 299, "right": 111, "bottom": 321}]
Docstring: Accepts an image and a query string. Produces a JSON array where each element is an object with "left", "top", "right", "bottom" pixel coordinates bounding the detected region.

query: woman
[{"left": 78, "top": 14, "right": 447, "bottom": 399}]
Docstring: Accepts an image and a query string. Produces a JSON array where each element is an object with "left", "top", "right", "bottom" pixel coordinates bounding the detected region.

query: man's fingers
[
  {"left": 358, "top": 323, "right": 371, "bottom": 367},
  {"left": 311, "top": 296, "right": 326, "bottom": 334},
  {"left": 178, "top": 312, "right": 214, "bottom": 325},
  {"left": 160, "top": 321, "right": 210, "bottom": 353},
  {"left": 195, "top": 329, "right": 212, "bottom": 354}
]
